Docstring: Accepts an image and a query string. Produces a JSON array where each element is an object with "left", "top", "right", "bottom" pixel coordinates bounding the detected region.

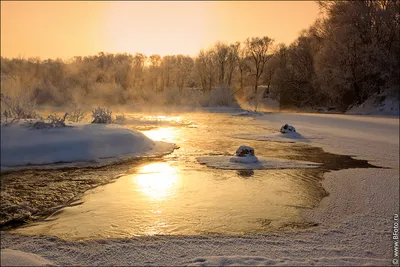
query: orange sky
[{"left": 1, "top": 1, "right": 320, "bottom": 60}]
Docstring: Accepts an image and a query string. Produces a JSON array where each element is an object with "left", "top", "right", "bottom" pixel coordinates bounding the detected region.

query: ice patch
[
  {"left": 1, "top": 249, "right": 55, "bottom": 266},
  {"left": 232, "top": 111, "right": 264, "bottom": 117},
  {"left": 232, "top": 132, "right": 313, "bottom": 143},
  {"left": 197, "top": 155, "right": 320, "bottom": 170}
]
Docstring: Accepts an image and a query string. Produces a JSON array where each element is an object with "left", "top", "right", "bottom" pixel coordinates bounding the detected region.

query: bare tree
[
  {"left": 236, "top": 43, "right": 250, "bottom": 92},
  {"left": 226, "top": 42, "right": 240, "bottom": 88},
  {"left": 244, "top": 36, "right": 274, "bottom": 94},
  {"left": 175, "top": 55, "right": 194, "bottom": 92},
  {"left": 195, "top": 49, "right": 216, "bottom": 93},
  {"left": 148, "top": 54, "right": 161, "bottom": 91},
  {"left": 213, "top": 42, "right": 230, "bottom": 86},
  {"left": 160, "top": 55, "right": 176, "bottom": 90},
  {"left": 132, "top": 53, "right": 147, "bottom": 89}
]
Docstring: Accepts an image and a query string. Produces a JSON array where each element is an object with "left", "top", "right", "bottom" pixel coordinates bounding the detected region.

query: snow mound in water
[
  {"left": 1, "top": 249, "right": 54, "bottom": 266},
  {"left": 197, "top": 155, "right": 320, "bottom": 170},
  {"left": 280, "top": 124, "right": 296, "bottom": 133},
  {"left": 1, "top": 122, "right": 175, "bottom": 171},
  {"left": 232, "top": 132, "right": 313, "bottom": 143},
  {"left": 231, "top": 146, "right": 259, "bottom": 163},
  {"left": 229, "top": 155, "right": 259, "bottom": 163}
]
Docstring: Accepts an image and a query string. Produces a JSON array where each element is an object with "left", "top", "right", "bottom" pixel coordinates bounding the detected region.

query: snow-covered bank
[
  {"left": 1, "top": 249, "right": 55, "bottom": 266},
  {"left": 346, "top": 93, "right": 399, "bottom": 116},
  {"left": 1, "top": 122, "right": 175, "bottom": 171}
]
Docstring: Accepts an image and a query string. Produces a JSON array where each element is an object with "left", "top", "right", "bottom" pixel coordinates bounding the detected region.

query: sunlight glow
[
  {"left": 133, "top": 162, "right": 180, "bottom": 201},
  {"left": 142, "top": 127, "right": 178, "bottom": 143},
  {"left": 143, "top": 115, "right": 182, "bottom": 122},
  {"left": 1, "top": 1, "right": 320, "bottom": 59}
]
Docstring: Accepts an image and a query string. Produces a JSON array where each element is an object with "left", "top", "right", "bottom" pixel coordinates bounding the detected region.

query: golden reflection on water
[
  {"left": 133, "top": 162, "right": 180, "bottom": 201},
  {"left": 142, "top": 127, "right": 179, "bottom": 142},
  {"left": 143, "top": 115, "right": 182, "bottom": 122}
]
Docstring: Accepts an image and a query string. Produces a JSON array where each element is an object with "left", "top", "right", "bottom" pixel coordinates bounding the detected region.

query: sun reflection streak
[
  {"left": 133, "top": 162, "right": 180, "bottom": 201},
  {"left": 142, "top": 127, "right": 178, "bottom": 142}
]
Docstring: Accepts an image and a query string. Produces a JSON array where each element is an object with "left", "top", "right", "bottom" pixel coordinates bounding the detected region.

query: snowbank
[
  {"left": 197, "top": 156, "right": 320, "bottom": 170},
  {"left": 346, "top": 93, "right": 399, "bottom": 116},
  {"left": 1, "top": 122, "right": 175, "bottom": 171},
  {"left": 1, "top": 249, "right": 54, "bottom": 266}
]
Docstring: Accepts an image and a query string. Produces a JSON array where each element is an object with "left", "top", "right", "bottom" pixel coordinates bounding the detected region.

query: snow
[
  {"left": 197, "top": 155, "right": 320, "bottom": 170},
  {"left": 186, "top": 255, "right": 388, "bottom": 266},
  {"left": 1, "top": 249, "right": 54, "bottom": 266},
  {"left": 346, "top": 93, "right": 399, "bottom": 116},
  {"left": 0, "top": 111, "right": 398, "bottom": 266},
  {"left": 0, "top": 122, "right": 175, "bottom": 171},
  {"left": 229, "top": 155, "right": 259, "bottom": 163},
  {"left": 187, "top": 256, "right": 273, "bottom": 266}
]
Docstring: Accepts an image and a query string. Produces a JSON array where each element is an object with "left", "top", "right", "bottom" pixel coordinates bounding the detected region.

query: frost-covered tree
[
  {"left": 195, "top": 49, "right": 217, "bottom": 93},
  {"left": 175, "top": 55, "right": 194, "bottom": 92},
  {"left": 314, "top": 0, "right": 400, "bottom": 108},
  {"left": 244, "top": 36, "right": 274, "bottom": 94}
]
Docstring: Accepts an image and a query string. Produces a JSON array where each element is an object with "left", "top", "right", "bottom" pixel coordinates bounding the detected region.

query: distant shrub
[
  {"left": 23, "top": 112, "right": 69, "bottom": 129},
  {"left": 91, "top": 107, "right": 112, "bottom": 124},
  {"left": 114, "top": 113, "right": 126, "bottom": 124},
  {"left": 47, "top": 112, "right": 69, "bottom": 127},
  {"left": 67, "top": 102, "right": 86, "bottom": 122},
  {"left": 1, "top": 93, "right": 38, "bottom": 124}
]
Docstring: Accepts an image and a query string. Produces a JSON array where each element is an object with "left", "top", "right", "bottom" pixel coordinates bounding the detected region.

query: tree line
[{"left": 1, "top": 0, "right": 399, "bottom": 110}]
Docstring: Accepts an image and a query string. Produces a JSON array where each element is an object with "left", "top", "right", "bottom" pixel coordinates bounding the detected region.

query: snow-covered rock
[
  {"left": 235, "top": 146, "right": 255, "bottom": 157},
  {"left": 280, "top": 124, "right": 296, "bottom": 133},
  {"left": 0, "top": 122, "right": 175, "bottom": 171}
]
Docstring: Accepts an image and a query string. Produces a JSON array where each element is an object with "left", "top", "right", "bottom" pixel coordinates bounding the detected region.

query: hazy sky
[{"left": 1, "top": 1, "right": 320, "bottom": 59}]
